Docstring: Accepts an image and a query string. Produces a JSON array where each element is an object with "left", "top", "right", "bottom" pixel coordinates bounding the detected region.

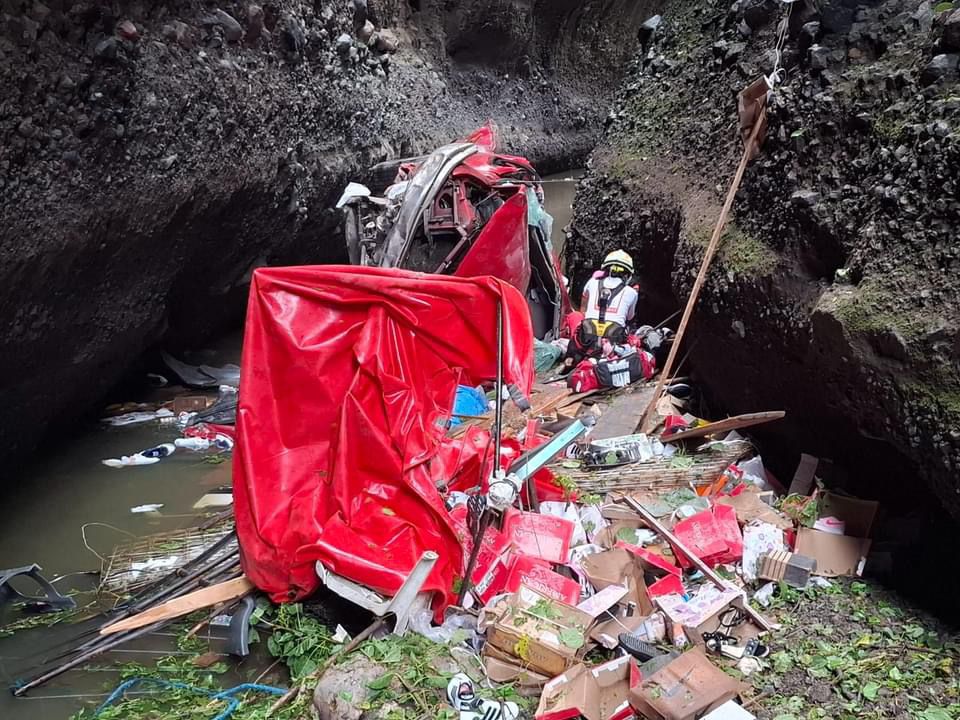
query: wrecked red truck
[
  {"left": 339, "top": 124, "right": 572, "bottom": 340},
  {"left": 233, "top": 128, "right": 580, "bottom": 626}
]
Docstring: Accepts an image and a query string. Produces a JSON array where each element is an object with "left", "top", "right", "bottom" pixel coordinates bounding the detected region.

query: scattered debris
[{"left": 129, "top": 504, "right": 164, "bottom": 514}]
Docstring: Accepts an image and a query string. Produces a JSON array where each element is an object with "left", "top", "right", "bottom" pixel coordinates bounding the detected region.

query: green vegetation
[
  {"left": 749, "top": 579, "right": 960, "bottom": 719},
  {"left": 831, "top": 280, "right": 925, "bottom": 338},
  {"left": 72, "top": 621, "right": 307, "bottom": 720},
  {"left": 688, "top": 221, "right": 779, "bottom": 276},
  {"left": 902, "top": 375, "right": 960, "bottom": 418},
  {"left": 358, "top": 633, "right": 461, "bottom": 720},
  {"left": 64, "top": 603, "right": 534, "bottom": 720},
  {"left": 873, "top": 114, "right": 908, "bottom": 144},
  {"left": 0, "top": 603, "right": 88, "bottom": 637}
]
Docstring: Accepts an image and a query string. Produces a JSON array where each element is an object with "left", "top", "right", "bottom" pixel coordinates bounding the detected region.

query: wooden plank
[
  {"left": 661, "top": 411, "right": 785, "bottom": 444},
  {"left": 591, "top": 387, "right": 657, "bottom": 440},
  {"left": 787, "top": 453, "right": 819, "bottom": 496},
  {"left": 100, "top": 576, "right": 253, "bottom": 636},
  {"left": 446, "top": 384, "right": 571, "bottom": 439},
  {"left": 556, "top": 388, "right": 599, "bottom": 410},
  {"left": 639, "top": 101, "right": 768, "bottom": 429}
]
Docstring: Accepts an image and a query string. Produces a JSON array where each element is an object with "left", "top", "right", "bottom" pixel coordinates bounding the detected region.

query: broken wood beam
[
  {"left": 100, "top": 576, "right": 253, "bottom": 636},
  {"left": 661, "top": 411, "right": 785, "bottom": 444}
]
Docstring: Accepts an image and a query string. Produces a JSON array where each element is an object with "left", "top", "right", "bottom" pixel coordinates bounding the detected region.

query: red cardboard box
[
  {"left": 506, "top": 554, "right": 581, "bottom": 605},
  {"left": 503, "top": 508, "right": 575, "bottom": 563}
]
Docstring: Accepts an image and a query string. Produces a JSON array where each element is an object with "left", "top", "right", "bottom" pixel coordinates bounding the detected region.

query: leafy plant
[
  {"left": 778, "top": 494, "right": 818, "bottom": 527},
  {"left": 527, "top": 598, "right": 563, "bottom": 621},
  {"left": 264, "top": 603, "right": 336, "bottom": 680}
]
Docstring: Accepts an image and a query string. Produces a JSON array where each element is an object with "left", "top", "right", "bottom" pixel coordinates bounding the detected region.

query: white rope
[
  {"left": 766, "top": 0, "right": 795, "bottom": 90},
  {"left": 80, "top": 522, "right": 136, "bottom": 566}
]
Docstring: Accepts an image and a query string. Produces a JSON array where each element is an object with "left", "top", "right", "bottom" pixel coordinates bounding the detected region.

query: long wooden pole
[
  {"left": 639, "top": 107, "right": 767, "bottom": 430},
  {"left": 620, "top": 495, "right": 774, "bottom": 632}
]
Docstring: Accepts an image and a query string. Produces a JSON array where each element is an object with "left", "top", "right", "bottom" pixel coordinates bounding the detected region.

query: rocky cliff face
[
  {"left": 0, "top": 0, "right": 651, "bottom": 462},
  {"left": 568, "top": 0, "right": 960, "bottom": 519}
]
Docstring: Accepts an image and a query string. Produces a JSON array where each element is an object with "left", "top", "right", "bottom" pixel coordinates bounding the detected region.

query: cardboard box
[
  {"left": 795, "top": 492, "right": 878, "bottom": 577},
  {"left": 482, "top": 644, "right": 551, "bottom": 694},
  {"left": 590, "top": 612, "right": 648, "bottom": 650},
  {"left": 449, "top": 505, "right": 512, "bottom": 603},
  {"left": 629, "top": 649, "right": 744, "bottom": 720},
  {"left": 716, "top": 489, "right": 792, "bottom": 531},
  {"left": 506, "top": 554, "right": 581, "bottom": 605},
  {"left": 536, "top": 655, "right": 639, "bottom": 720},
  {"left": 580, "top": 548, "right": 654, "bottom": 616},
  {"left": 487, "top": 585, "right": 596, "bottom": 676}
]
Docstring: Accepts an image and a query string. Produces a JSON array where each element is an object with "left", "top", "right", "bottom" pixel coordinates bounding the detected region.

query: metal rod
[
  {"left": 13, "top": 619, "right": 169, "bottom": 696},
  {"left": 456, "top": 509, "right": 492, "bottom": 607},
  {"left": 493, "top": 299, "right": 504, "bottom": 465},
  {"left": 23, "top": 551, "right": 240, "bottom": 670}
]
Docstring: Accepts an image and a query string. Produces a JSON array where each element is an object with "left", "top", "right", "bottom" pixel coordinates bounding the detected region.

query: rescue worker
[{"left": 562, "top": 249, "right": 639, "bottom": 370}]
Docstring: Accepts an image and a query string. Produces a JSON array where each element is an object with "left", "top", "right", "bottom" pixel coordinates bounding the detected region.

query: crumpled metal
[{"left": 233, "top": 266, "right": 533, "bottom": 613}]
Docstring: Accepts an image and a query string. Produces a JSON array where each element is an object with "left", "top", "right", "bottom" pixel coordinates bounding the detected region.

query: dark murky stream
[{"left": 0, "top": 172, "right": 582, "bottom": 719}]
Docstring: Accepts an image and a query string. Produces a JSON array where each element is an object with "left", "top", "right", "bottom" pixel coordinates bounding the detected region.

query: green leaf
[
  {"left": 368, "top": 672, "right": 394, "bottom": 690},
  {"left": 934, "top": 2, "right": 955, "bottom": 14},
  {"left": 267, "top": 634, "right": 281, "bottom": 656},
  {"left": 425, "top": 675, "right": 452, "bottom": 688},
  {"left": 918, "top": 708, "right": 953, "bottom": 720},
  {"left": 338, "top": 691, "right": 353, "bottom": 702},
  {"left": 861, "top": 681, "right": 879, "bottom": 700},
  {"left": 249, "top": 605, "right": 266, "bottom": 626},
  {"left": 381, "top": 644, "right": 403, "bottom": 664},
  {"left": 888, "top": 666, "right": 903, "bottom": 682},
  {"left": 790, "top": 128, "right": 806, "bottom": 138},
  {"left": 559, "top": 628, "right": 585, "bottom": 649}
]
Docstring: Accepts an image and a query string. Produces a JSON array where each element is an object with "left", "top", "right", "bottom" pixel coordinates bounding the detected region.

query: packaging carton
[
  {"left": 757, "top": 550, "right": 816, "bottom": 588},
  {"left": 795, "top": 492, "right": 878, "bottom": 577},
  {"left": 579, "top": 548, "right": 654, "bottom": 616},
  {"left": 482, "top": 644, "right": 551, "bottom": 694},
  {"left": 629, "top": 649, "right": 744, "bottom": 720},
  {"left": 487, "top": 585, "right": 596, "bottom": 676},
  {"left": 536, "top": 655, "right": 639, "bottom": 720}
]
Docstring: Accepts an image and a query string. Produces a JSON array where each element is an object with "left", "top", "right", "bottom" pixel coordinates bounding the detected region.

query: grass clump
[{"left": 688, "top": 221, "right": 778, "bottom": 276}]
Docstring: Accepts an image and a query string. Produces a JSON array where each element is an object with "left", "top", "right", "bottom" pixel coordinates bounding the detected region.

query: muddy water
[
  {"left": 0, "top": 335, "right": 245, "bottom": 720},
  {"left": 0, "top": 171, "right": 582, "bottom": 720}
]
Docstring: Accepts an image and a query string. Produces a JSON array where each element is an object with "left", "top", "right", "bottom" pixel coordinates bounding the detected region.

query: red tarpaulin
[{"left": 233, "top": 266, "right": 534, "bottom": 612}]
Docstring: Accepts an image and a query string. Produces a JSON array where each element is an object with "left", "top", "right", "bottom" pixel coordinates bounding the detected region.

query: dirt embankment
[
  {"left": 0, "top": 0, "right": 652, "bottom": 464},
  {"left": 568, "top": 1, "right": 960, "bottom": 526}
]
